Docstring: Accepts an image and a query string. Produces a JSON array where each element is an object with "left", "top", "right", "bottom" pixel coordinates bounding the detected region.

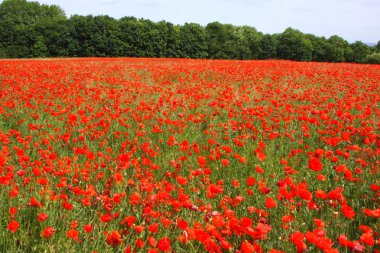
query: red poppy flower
[
  {"left": 177, "top": 219, "right": 188, "bottom": 230},
  {"left": 84, "top": 224, "right": 92, "bottom": 233},
  {"left": 246, "top": 177, "right": 256, "bottom": 186},
  {"left": 7, "top": 220, "right": 19, "bottom": 233},
  {"left": 265, "top": 197, "right": 277, "bottom": 209},
  {"left": 134, "top": 225, "right": 145, "bottom": 233},
  {"left": 38, "top": 213, "right": 49, "bottom": 222},
  {"left": 135, "top": 238, "right": 145, "bottom": 248},
  {"left": 8, "top": 207, "right": 17, "bottom": 216},
  {"left": 29, "top": 197, "right": 42, "bottom": 208},
  {"left": 282, "top": 215, "right": 294, "bottom": 223},
  {"left": 148, "top": 236, "right": 157, "bottom": 247},
  {"left": 308, "top": 157, "right": 322, "bottom": 171},
  {"left": 67, "top": 229, "right": 79, "bottom": 241},
  {"left": 129, "top": 192, "right": 142, "bottom": 205},
  {"left": 341, "top": 205, "right": 355, "bottom": 220},
  {"left": 149, "top": 223, "right": 160, "bottom": 233},
  {"left": 124, "top": 216, "right": 136, "bottom": 227},
  {"left": 106, "top": 230, "right": 122, "bottom": 247},
  {"left": 157, "top": 237, "right": 171, "bottom": 252},
  {"left": 360, "top": 232, "right": 375, "bottom": 246},
  {"left": 197, "top": 156, "right": 207, "bottom": 167},
  {"left": 41, "top": 226, "right": 55, "bottom": 239},
  {"left": 221, "top": 159, "right": 230, "bottom": 167},
  {"left": 241, "top": 241, "right": 255, "bottom": 253},
  {"left": 290, "top": 231, "right": 306, "bottom": 252},
  {"left": 100, "top": 213, "right": 112, "bottom": 223}
]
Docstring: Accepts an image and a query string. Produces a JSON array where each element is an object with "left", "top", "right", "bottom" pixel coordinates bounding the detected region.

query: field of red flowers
[{"left": 0, "top": 58, "right": 379, "bottom": 252}]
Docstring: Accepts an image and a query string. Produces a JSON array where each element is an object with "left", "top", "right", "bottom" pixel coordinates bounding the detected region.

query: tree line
[{"left": 1, "top": 0, "right": 380, "bottom": 63}]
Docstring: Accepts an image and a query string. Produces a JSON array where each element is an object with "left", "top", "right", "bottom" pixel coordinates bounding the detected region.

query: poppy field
[{"left": 0, "top": 58, "right": 379, "bottom": 252}]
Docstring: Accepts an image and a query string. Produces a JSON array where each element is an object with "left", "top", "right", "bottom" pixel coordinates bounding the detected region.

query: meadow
[{"left": 0, "top": 58, "right": 379, "bottom": 252}]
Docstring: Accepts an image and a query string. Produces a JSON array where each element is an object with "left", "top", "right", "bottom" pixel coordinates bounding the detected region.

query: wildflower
[
  {"left": 106, "top": 230, "right": 122, "bottom": 247},
  {"left": 38, "top": 213, "right": 49, "bottom": 222},
  {"left": 67, "top": 229, "right": 79, "bottom": 241},
  {"left": 309, "top": 157, "right": 322, "bottom": 171},
  {"left": 7, "top": 220, "right": 19, "bottom": 233},
  {"left": 84, "top": 224, "right": 93, "bottom": 233},
  {"left": 41, "top": 226, "right": 55, "bottom": 239},
  {"left": 157, "top": 237, "right": 171, "bottom": 252},
  {"left": 265, "top": 197, "right": 277, "bottom": 209}
]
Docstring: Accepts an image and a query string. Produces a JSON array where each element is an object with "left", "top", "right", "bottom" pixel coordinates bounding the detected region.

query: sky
[{"left": 32, "top": 0, "right": 380, "bottom": 43}]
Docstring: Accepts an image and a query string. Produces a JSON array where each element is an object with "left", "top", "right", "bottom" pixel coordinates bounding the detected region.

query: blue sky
[{"left": 34, "top": 0, "right": 379, "bottom": 43}]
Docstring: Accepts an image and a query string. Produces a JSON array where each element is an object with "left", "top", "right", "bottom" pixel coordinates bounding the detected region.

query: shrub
[{"left": 363, "top": 52, "right": 380, "bottom": 64}]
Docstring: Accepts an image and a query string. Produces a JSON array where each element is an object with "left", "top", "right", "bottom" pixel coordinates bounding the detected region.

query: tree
[
  {"left": 91, "top": 15, "right": 124, "bottom": 56},
  {"left": 277, "top": 28, "right": 313, "bottom": 61},
  {"left": 205, "top": 22, "right": 230, "bottom": 59},
  {"left": 179, "top": 23, "right": 208, "bottom": 58},
  {"left": 159, "top": 21, "right": 181, "bottom": 58},
  {"left": 205, "top": 22, "right": 257, "bottom": 60},
  {"left": 225, "top": 26, "right": 251, "bottom": 59},
  {"left": 305, "top": 34, "right": 330, "bottom": 62},
  {"left": 30, "top": 34, "right": 48, "bottom": 57},
  {"left": 325, "top": 35, "right": 350, "bottom": 62},
  {"left": 0, "top": 0, "right": 378, "bottom": 61},
  {"left": 236, "top": 26, "right": 262, "bottom": 59},
  {"left": 33, "top": 17, "right": 69, "bottom": 57},
  {"left": 349, "top": 41, "right": 371, "bottom": 62},
  {"left": 221, "top": 24, "right": 242, "bottom": 59},
  {"left": 67, "top": 15, "right": 96, "bottom": 57},
  {"left": 375, "top": 41, "right": 380, "bottom": 53},
  {"left": 142, "top": 19, "right": 165, "bottom": 57},
  {"left": 119, "top": 17, "right": 162, "bottom": 57},
  {"left": 258, "top": 34, "right": 277, "bottom": 59},
  {"left": 0, "top": 0, "right": 66, "bottom": 58},
  {"left": 363, "top": 52, "right": 380, "bottom": 64},
  {"left": 118, "top": 16, "right": 140, "bottom": 57}
]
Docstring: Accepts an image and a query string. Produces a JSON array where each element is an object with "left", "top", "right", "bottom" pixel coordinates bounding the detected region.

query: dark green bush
[{"left": 363, "top": 53, "right": 380, "bottom": 64}]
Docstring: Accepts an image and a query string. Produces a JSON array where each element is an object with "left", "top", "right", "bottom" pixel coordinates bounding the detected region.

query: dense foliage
[
  {"left": 364, "top": 53, "right": 380, "bottom": 64},
  {"left": 0, "top": 0, "right": 379, "bottom": 62},
  {"left": 1, "top": 58, "right": 380, "bottom": 252}
]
